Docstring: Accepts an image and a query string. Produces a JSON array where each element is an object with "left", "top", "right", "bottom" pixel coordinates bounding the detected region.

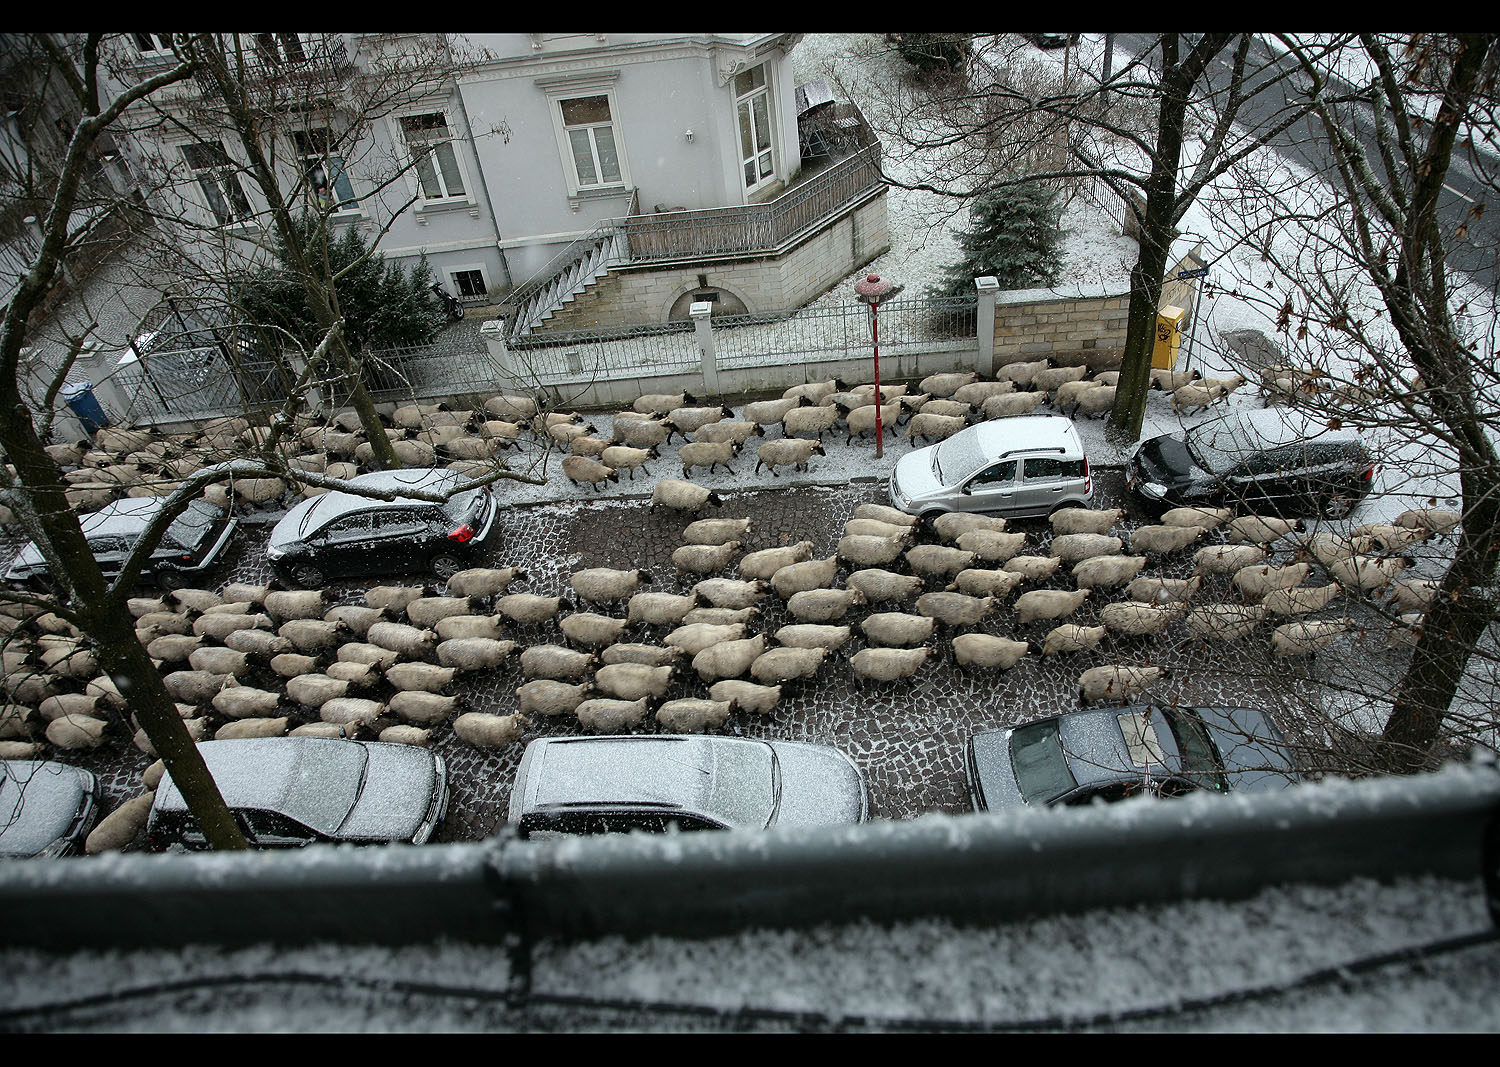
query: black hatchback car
[
  {"left": 1128, "top": 408, "right": 1375, "bottom": 519},
  {"left": 965, "top": 705, "right": 1300, "bottom": 811},
  {"left": 266, "top": 468, "right": 497, "bottom": 588},
  {"left": 4, "top": 497, "right": 238, "bottom": 592}
]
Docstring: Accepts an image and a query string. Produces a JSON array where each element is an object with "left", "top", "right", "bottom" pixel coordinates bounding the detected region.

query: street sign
[{"left": 1177, "top": 267, "right": 1209, "bottom": 279}]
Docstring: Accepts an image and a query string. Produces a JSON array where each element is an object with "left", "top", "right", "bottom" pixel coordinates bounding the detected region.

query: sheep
[
  {"left": 558, "top": 613, "right": 630, "bottom": 649},
  {"left": 146, "top": 633, "right": 205, "bottom": 663},
  {"left": 684, "top": 517, "right": 753, "bottom": 545},
  {"left": 614, "top": 417, "right": 674, "bottom": 450},
  {"left": 1185, "top": 603, "right": 1266, "bottom": 642},
  {"left": 1202, "top": 373, "right": 1248, "bottom": 397},
  {"left": 837, "top": 534, "right": 908, "bottom": 569},
  {"left": 740, "top": 541, "right": 814, "bottom": 580},
  {"left": 755, "top": 438, "right": 825, "bottom": 475},
  {"left": 938, "top": 635, "right": 1025, "bottom": 683},
  {"left": 600, "top": 445, "right": 656, "bottom": 480},
  {"left": 851, "top": 646, "right": 937, "bottom": 682},
  {"left": 1149, "top": 368, "right": 1203, "bottom": 390},
  {"left": 655, "top": 698, "right": 735, "bottom": 733},
  {"left": 845, "top": 568, "right": 925, "bottom": 604},
  {"left": 667, "top": 404, "right": 736, "bottom": 435},
  {"left": 214, "top": 717, "right": 290, "bottom": 741},
  {"left": 666, "top": 622, "right": 747, "bottom": 657},
  {"left": 1125, "top": 575, "right": 1203, "bottom": 605},
  {"left": 0, "top": 703, "right": 36, "bottom": 739},
  {"left": 1390, "top": 578, "right": 1441, "bottom": 614},
  {"left": 692, "top": 578, "right": 771, "bottom": 610},
  {"left": 0, "top": 741, "right": 42, "bottom": 760},
  {"left": 1228, "top": 515, "right": 1306, "bottom": 544},
  {"left": 745, "top": 396, "right": 808, "bottom": 428},
  {"left": 679, "top": 440, "right": 740, "bottom": 476},
  {"left": 520, "top": 645, "right": 596, "bottom": 681},
  {"left": 1070, "top": 385, "right": 1118, "bottom": 419},
  {"left": 387, "top": 691, "right": 464, "bottom": 726},
  {"left": 1271, "top": 618, "right": 1354, "bottom": 657},
  {"left": 193, "top": 613, "right": 273, "bottom": 641},
  {"left": 137, "top": 611, "right": 193, "bottom": 636},
  {"left": 687, "top": 608, "right": 757, "bottom": 628},
  {"left": 1079, "top": 665, "right": 1168, "bottom": 704},
  {"left": 162, "top": 669, "right": 233, "bottom": 705},
  {"left": 916, "top": 592, "right": 995, "bottom": 628},
  {"left": 1073, "top": 554, "right": 1149, "bottom": 589},
  {"left": 222, "top": 628, "right": 293, "bottom": 660},
  {"left": 278, "top": 619, "right": 349, "bottom": 652},
  {"left": 782, "top": 404, "right": 842, "bottom": 441},
  {"left": 574, "top": 696, "right": 652, "bottom": 732},
  {"left": 1015, "top": 588, "right": 1092, "bottom": 624},
  {"left": 571, "top": 567, "right": 652, "bottom": 603},
  {"left": 366, "top": 621, "right": 438, "bottom": 658},
  {"left": 1042, "top": 624, "right": 1110, "bottom": 655},
  {"left": 685, "top": 634, "right": 765, "bottom": 684},
  {"left": 496, "top": 593, "right": 571, "bottom": 626},
  {"left": 325, "top": 660, "right": 381, "bottom": 688},
  {"left": 845, "top": 403, "right": 905, "bottom": 442},
  {"left": 485, "top": 395, "right": 540, "bottom": 421},
  {"left": 1129, "top": 524, "right": 1204, "bottom": 556},
  {"left": 906, "top": 544, "right": 978, "bottom": 577},
  {"left": 602, "top": 643, "right": 683, "bottom": 667},
  {"left": 452, "top": 711, "right": 530, "bottom": 748},
  {"left": 84, "top": 791, "right": 157, "bottom": 855},
  {"left": 337, "top": 642, "right": 401, "bottom": 670},
  {"left": 750, "top": 646, "right": 827, "bottom": 684},
  {"left": 1049, "top": 533, "right": 1123, "bottom": 563},
  {"left": 981, "top": 392, "right": 1047, "bottom": 418},
  {"left": 1394, "top": 508, "right": 1462, "bottom": 535},
  {"left": 956, "top": 529, "right": 1028, "bottom": 564},
  {"left": 919, "top": 371, "right": 977, "bottom": 397},
  {"left": 287, "top": 674, "right": 355, "bottom": 708},
  {"left": 167, "top": 588, "right": 224, "bottom": 613},
  {"left": 1193, "top": 544, "right": 1269, "bottom": 576},
  {"left": 545, "top": 421, "right": 596, "bottom": 449},
  {"left": 905, "top": 413, "right": 967, "bottom": 444},
  {"left": 1326, "top": 554, "right": 1411, "bottom": 591},
  {"left": 38, "top": 693, "right": 107, "bottom": 722},
  {"left": 376, "top": 725, "right": 431, "bottom": 747},
  {"left": 446, "top": 567, "right": 527, "bottom": 598},
  {"left": 1350, "top": 526, "right": 1428, "bottom": 556},
  {"left": 128, "top": 595, "right": 173, "bottom": 619},
  {"left": 995, "top": 359, "right": 1049, "bottom": 387},
  {"left": 1262, "top": 583, "right": 1343, "bottom": 616},
  {"left": 385, "top": 662, "right": 459, "bottom": 692},
  {"left": 405, "top": 596, "right": 484, "bottom": 630},
  {"left": 561, "top": 455, "right": 619, "bottom": 491},
  {"left": 843, "top": 517, "right": 916, "bottom": 541},
  {"left": 771, "top": 556, "right": 840, "bottom": 598},
  {"left": 516, "top": 679, "right": 593, "bottom": 718},
  {"left": 946, "top": 568, "right": 1025, "bottom": 600},
  {"left": 323, "top": 605, "right": 389, "bottom": 638},
  {"left": 651, "top": 478, "right": 724, "bottom": 512},
  {"left": 673, "top": 540, "right": 742, "bottom": 575},
  {"left": 783, "top": 378, "right": 847, "bottom": 403},
  {"left": 1170, "top": 382, "right": 1227, "bottom": 416},
  {"left": 850, "top": 382, "right": 909, "bottom": 404},
  {"left": 854, "top": 504, "right": 920, "bottom": 528},
  {"left": 634, "top": 391, "right": 699, "bottom": 416},
  {"left": 706, "top": 680, "right": 780, "bottom": 715},
  {"left": 1002, "top": 555, "right": 1063, "bottom": 581},
  {"left": 1233, "top": 562, "right": 1313, "bottom": 601},
  {"left": 592, "top": 661, "right": 675, "bottom": 700},
  {"left": 953, "top": 380, "right": 1017, "bottom": 405},
  {"left": 567, "top": 435, "right": 611, "bottom": 460},
  {"left": 319, "top": 697, "right": 386, "bottom": 728},
  {"left": 917, "top": 398, "right": 973, "bottom": 420},
  {"left": 366, "top": 585, "right": 429, "bottom": 615},
  {"left": 437, "top": 637, "right": 521, "bottom": 671},
  {"left": 695, "top": 420, "right": 761, "bottom": 447},
  {"left": 1100, "top": 602, "right": 1183, "bottom": 637},
  {"left": 786, "top": 588, "right": 866, "bottom": 623},
  {"left": 860, "top": 612, "right": 936, "bottom": 647},
  {"left": 1034, "top": 364, "right": 1089, "bottom": 397},
  {"left": 1049, "top": 507, "right": 1124, "bottom": 536},
  {"left": 773, "top": 624, "right": 853, "bottom": 652}
]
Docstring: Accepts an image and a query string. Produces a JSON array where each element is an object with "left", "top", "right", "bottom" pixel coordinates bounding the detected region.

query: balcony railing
[{"left": 190, "top": 34, "right": 355, "bottom": 96}]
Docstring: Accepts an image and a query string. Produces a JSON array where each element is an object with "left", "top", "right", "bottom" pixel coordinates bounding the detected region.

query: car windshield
[
  {"left": 704, "top": 742, "right": 776, "bottom": 827},
  {"left": 1183, "top": 422, "right": 1248, "bottom": 475},
  {"left": 1164, "top": 712, "right": 1230, "bottom": 792},
  {"left": 1009, "top": 720, "right": 1077, "bottom": 805},
  {"left": 933, "top": 431, "right": 988, "bottom": 486}
]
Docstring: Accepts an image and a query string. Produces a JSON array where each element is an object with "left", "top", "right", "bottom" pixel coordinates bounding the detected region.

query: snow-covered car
[
  {"left": 508, "top": 735, "right": 868, "bottom": 837},
  {"left": 889, "top": 415, "right": 1093, "bottom": 519},
  {"left": 1128, "top": 408, "right": 1375, "bottom": 519},
  {"left": 965, "top": 705, "right": 1300, "bottom": 811},
  {"left": 0, "top": 760, "right": 103, "bottom": 859}
]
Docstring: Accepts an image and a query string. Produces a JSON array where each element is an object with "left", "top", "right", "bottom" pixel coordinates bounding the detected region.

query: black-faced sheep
[
  {"left": 755, "top": 438, "right": 825, "bottom": 475},
  {"left": 1227, "top": 516, "right": 1306, "bottom": 544},
  {"left": 446, "top": 567, "right": 527, "bottom": 598},
  {"left": 665, "top": 622, "right": 747, "bottom": 657},
  {"left": 1099, "top": 602, "right": 1183, "bottom": 637},
  {"left": 1048, "top": 533, "right": 1123, "bottom": 563},
  {"left": 655, "top": 698, "right": 735, "bottom": 733},
  {"left": 1041, "top": 623, "right": 1110, "bottom": 655},
  {"left": 956, "top": 529, "right": 1028, "bottom": 564},
  {"left": 851, "top": 646, "right": 936, "bottom": 682},
  {"left": 771, "top": 556, "right": 839, "bottom": 598},
  {"left": 773, "top": 624, "right": 853, "bottom": 651},
  {"left": 1185, "top": 603, "right": 1265, "bottom": 642},
  {"left": 1271, "top": 618, "right": 1354, "bottom": 657},
  {"left": 749, "top": 646, "right": 827, "bottom": 684},
  {"left": 576, "top": 697, "right": 650, "bottom": 733},
  {"left": 708, "top": 679, "right": 782, "bottom": 714},
  {"left": 692, "top": 634, "right": 769, "bottom": 682},
  {"left": 1262, "top": 583, "right": 1343, "bottom": 616},
  {"left": 1159, "top": 506, "right": 1234, "bottom": 530},
  {"left": 853, "top": 503, "right": 919, "bottom": 527},
  {"left": 1014, "top": 588, "right": 1091, "bottom": 624},
  {"left": 601, "top": 643, "right": 683, "bottom": 667},
  {"left": 452, "top": 711, "right": 530, "bottom": 747},
  {"left": 739, "top": 541, "right": 814, "bottom": 580},
  {"left": 496, "top": 593, "right": 571, "bottom": 626},
  {"left": 837, "top": 534, "right": 908, "bottom": 568},
  {"left": 952, "top": 633, "right": 1034, "bottom": 670},
  {"left": 519, "top": 645, "right": 595, "bottom": 681},
  {"left": 1129, "top": 524, "right": 1205, "bottom": 556},
  {"left": 366, "top": 621, "right": 438, "bottom": 658},
  {"left": 846, "top": 568, "right": 925, "bottom": 604},
  {"left": 1072, "top": 554, "right": 1149, "bottom": 590},
  {"left": 786, "top": 588, "right": 866, "bottom": 623},
  {"left": 1125, "top": 575, "right": 1203, "bottom": 605},
  {"left": 683, "top": 517, "right": 753, "bottom": 545},
  {"left": 672, "top": 541, "right": 742, "bottom": 574},
  {"left": 1049, "top": 507, "right": 1124, "bottom": 536},
  {"left": 906, "top": 544, "right": 977, "bottom": 577},
  {"left": 1193, "top": 544, "right": 1269, "bottom": 576},
  {"left": 860, "top": 612, "right": 937, "bottom": 648},
  {"left": 596, "top": 662, "right": 677, "bottom": 700},
  {"left": 651, "top": 478, "right": 724, "bottom": 511},
  {"left": 517, "top": 680, "right": 593, "bottom": 718},
  {"left": 1078, "top": 664, "right": 1168, "bottom": 704},
  {"left": 437, "top": 637, "right": 521, "bottom": 671}
]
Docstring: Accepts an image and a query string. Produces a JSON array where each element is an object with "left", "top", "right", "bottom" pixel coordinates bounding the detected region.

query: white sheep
[
  {"left": 665, "top": 622, "right": 747, "bottom": 657},
  {"left": 1099, "top": 602, "right": 1183, "bottom": 637},
  {"left": 1326, "top": 554, "right": 1411, "bottom": 591},
  {"left": 614, "top": 418, "right": 673, "bottom": 450},
  {"left": 1014, "top": 588, "right": 1092, "bottom": 624},
  {"left": 602, "top": 643, "right": 683, "bottom": 667},
  {"left": 668, "top": 404, "right": 736, "bottom": 435},
  {"left": 916, "top": 371, "right": 976, "bottom": 397},
  {"left": 162, "top": 669, "right": 233, "bottom": 705},
  {"left": 1185, "top": 603, "right": 1266, "bottom": 642},
  {"left": 956, "top": 529, "right": 1028, "bottom": 563},
  {"left": 561, "top": 455, "right": 619, "bottom": 491},
  {"left": 278, "top": 619, "right": 349, "bottom": 651},
  {"left": 1233, "top": 562, "right": 1313, "bottom": 601},
  {"left": 853, "top": 503, "right": 920, "bottom": 527},
  {"left": 1159, "top": 506, "right": 1235, "bottom": 530},
  {"left": 85, "top": 791, "right": 156, "bottom": 854},
  {"left": 366, "top": 621, "right": 438, "bottom": 657},
  {"left": 916, "top": 591, "right": 995, "bottom": 628},
  {"left": 996, "top": 359, "right": 1049, "bottom": 387},
  {"left": 952, "top": 634, "right": 1033, "bottom": 670},
  {"left": 1150, "top": 368, "right": 1203, "bottom": 390},
  {"left": 625, "top": 593, "right": 697, "bottom": 627},
  {"left": 655, "top": 698, "right": 735, "bottom": 733},
  {"left": 336, "top": 643, "right": 400, "bottom": 671},
  {"left": 905, "top": 412, "right": 967, "bottom": 443},
  {"left": 755, "top": 438, "right": 825, "bottom": 475},
  {"left": 576, "top": 697, "right": 651, "bottom": 733},
  {"left": 634, "top": 390, "right": 699, "bottom": 415},
  {"left": 906, "top": 544, "right": 978, "bottom": 577},
  {"left": 406, "top": 596, "right": 484, "bottom": 630},
  {"left": 740, "top": 541, "right": 814, "bottom": 580},
  {"left": 1048, "top": 533, "right": 1124, "bottom": 563},
  {"left": 1271, "top": 618, "right": 1354, "bottom": 657},
  {"left": 684, "top": 517, "right": 753, "bottom": 545},
  {"left": 1262, "top": 583, "right": 1343, "bottom": 616},
  {"left": 519, "top": 645, "right": 595, "bottom": 680},
  {"left": 596, "top": 662, "right": 677, "bottom": 700},
  {"left": 434, "top": 615, "right": 508, "bottom": 644},
  {"left": 749, "top": 646, "right": 827, "bottom": 684},
  {"left": 452, "top": 711, "right": 530, "bottom": 747},
  {"left": 1129, "top": 524, "right": 1205, "bottom": 556},
  {"left": 325, "top": 660, "right": 382, "bottom": 689},
  {"left": 366, "top": 585, "right": 428, "bottom": 614},
  {"left": 1227, "top": 515, "right": 1305, "bottom": 544},
  {"left": 744, "top": 396, "right": 807, "bottom": 427},
  {"left": 695, "top": 420, "right": 761, "bottom": 447},
  {"left": 385, "top": 662, "right": 459, "bottom": 692},
  {"left": 773, "top": 624, "right": 853, "bottom": 650},
  {"left": 446, "top": 567, "right": 527, "bottom": 598},
  {"left": 837, "top": 534, "right": 908, "bottom": 568},
  {"left": 693, "top": 578, "right": 770, "bottom": 609},
  {"left": 981, "top": 392, "right": 1047, "bottom": 418},
  {"left": 930, "top": 513, "right": 1007, "bottom": 541},
  {"left": 782, "top": 404, "right": 841, "bottom": 441},
  {"left": 1170, "top": 382, "right": 1227, "bottom": 416},
  {"left": 844, "top": 403, "right": 905, "bottom": 442},
  {"left": 843, "top": 517, "right": 916, "bottom": 541},
  {"left": 679, "top": 440, "right": 740, "bottom": 476},
  {"left": 263, "top": 590, "right": 331, "bottom": 621},
  {"left": 517, "top": 680, "right": 593, "bottom": 718},
  {"left": 1003, "top": 555, "right": 1063, "bottom": 581},
  {"left": 1393, "top": 508, "right": 1461, "bottom": 535},
  {"left": 651, "top": 478, "right": 724, "bottom": 511},
  {"left": 214, "top": 716, "right": 290, "bottom": 740},
  {"left": 1193, "top": 544, "right": 1269, "bottom": 576},
  {"left": 684, "top": 606, "right": 761, "bottom": 626},
  {"left": 1079, "top": 664, "right": 1168, "bottom": 704},
  {"left": 847, "top": 568, "right": 926, "bottom": 604},
  {"left": 851, "top": 646, "right": 936, "bottom": 682},
  {"left": 1053, "top": 379, "right": 1105, "bottom": 417},
  {"left": 1390, "top": 578, "right": 1440, "bottom": 614},
  {"left": 1073, "top": 554, "right": 1149, "bottom": 589},
  {"left": 194, "top": 613, "right": 273, "bottom": 641},
  {"left": 770, "top": 556, "right": 840, "bottom": 599},
  {"left": 787, "top": 588, "right": 866, "bottom": 623},
  {"left": 673, "top": 540, "right": 742, "bottom": 574},
  {"left": 860, "top": 612, "right": 937, "bottom": 647},
  {"left": 1034, "top": 365, "right": 1089, "bottom": 397},
  {"left": 708, "top": 679, "right": 781, "bottom": 714},
  {"left": 1049, "top": 508, "right": 1123, "bottom": 536},
  {"left": 437, "top": 637, "right": 521, "bottom": 670},
  {"left": 947, "top": 568, "right": 1025, "bottom": 599},
  {"left": 1125, "top": 575, "right": 1203, "bottom": 605},
  {"left": 323, "top": 605, "right": 389, "bottom": 638},
  {"left": 496, "top": 593, "right": 571, "bottom": 626},
  {"left": 1070, "top": 385, "right": 1118, "bottom": 419},
  {"left": 1041, "top": 624, "right": 1110, "bottom": 655}
]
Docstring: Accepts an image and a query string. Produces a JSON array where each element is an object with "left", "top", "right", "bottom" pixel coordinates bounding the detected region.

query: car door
[
  {"left": 1222, "top": 451, "right": 1291, "bottom": 512},
  {"left": 86, "top": 535, "right": 131, "bottom": 582},
  {"left": 956, "top": 460, "right": 1018, "bottom": 514},
  {"left": 315, "top": 510, "right": 404, "bottom": 578},
  {"left": 363, "top": 506, "right": 441, "bottom": 575},
  {"left": 1014, "top": 455, "right": 1078, "bottom": 516}
]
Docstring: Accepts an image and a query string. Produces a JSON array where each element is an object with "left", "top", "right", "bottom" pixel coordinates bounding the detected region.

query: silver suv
[{"left": 889, "top": 415, "right": 1093, "bottom": 519}]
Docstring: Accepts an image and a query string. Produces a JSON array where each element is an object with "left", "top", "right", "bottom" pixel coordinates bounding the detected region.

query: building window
[
  {"left": 560, "top": 95, "right": 622, "bottom": 189},
  {"left": 399, "top": 112, "right": 466, "bottom": 202},
  {"left": 254, "top": 34, "right": 308, "bottom": 65},
  {"left": 291, "top": 128, "right": 357, "bottom": 212},
  {"left": 735, "top": 64, "right": 775, "bottom": 191},
  {"left": 131, "top": 34, "right": 174, "bottom": 55},
  {"left": 450, "top": 270, "right": 488, "bottom": 300},
  {"left": 181, "top": 140, "right": 252, "bottom": 225}
]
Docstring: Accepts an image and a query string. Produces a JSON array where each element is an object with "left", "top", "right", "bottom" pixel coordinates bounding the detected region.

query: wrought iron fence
[
  {"left": 353, "top": 335, "right": 511, "bottom": 403},
  {"left": 505, "top": 320, "right": 700, "bottom": 387}
]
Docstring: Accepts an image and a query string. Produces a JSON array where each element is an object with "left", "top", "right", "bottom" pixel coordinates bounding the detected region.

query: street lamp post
[{"left": 853, "top": 273, "right": 903, "bottom": 458}]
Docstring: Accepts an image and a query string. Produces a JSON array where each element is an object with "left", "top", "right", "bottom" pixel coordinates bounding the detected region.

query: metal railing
[{"left": 503, "top": 320, "right": 700, "bottom": 387}]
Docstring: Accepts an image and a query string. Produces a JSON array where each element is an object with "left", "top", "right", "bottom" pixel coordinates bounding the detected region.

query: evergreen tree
[
  {"left": 235, "top": 214, "right": 439, "bottom": 356},
  {"left": 890, "top": 33, "right": 971, "bottom": 79},
  {"left": 932, "top": 185, "right": 1063, "bottom": 296}
]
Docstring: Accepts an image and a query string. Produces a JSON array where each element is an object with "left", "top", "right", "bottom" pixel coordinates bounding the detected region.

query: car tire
[
  {"left": 289, "top": 562, "right": 328, "bottom": 589},
  {"left": 431, "top": 554, "right": 464, "bottom": 581},
  {"left": 155, "top": 568, "right": 192, "bottom": 592},
  {"left": 1317, "top": 487, "right": 1358, "bottom": 520}
]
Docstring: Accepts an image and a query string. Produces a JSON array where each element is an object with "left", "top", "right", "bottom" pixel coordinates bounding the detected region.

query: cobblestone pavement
[{"left": 18, "top": 466, "right": 1414, "bottom": 846}]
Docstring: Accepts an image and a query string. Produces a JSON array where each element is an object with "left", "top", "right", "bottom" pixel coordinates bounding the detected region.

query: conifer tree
[{"left": 932, "top": 185, "right": 1063, "bottom": 296}]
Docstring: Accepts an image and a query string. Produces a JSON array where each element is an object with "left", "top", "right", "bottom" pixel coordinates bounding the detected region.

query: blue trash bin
[{"left": 62, "top": 381, "right": 109, "bottom": 435}]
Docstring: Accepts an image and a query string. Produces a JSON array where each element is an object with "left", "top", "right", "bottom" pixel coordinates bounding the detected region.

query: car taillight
[
  {"left": 448, "top": 524, "right": 475, "bottom": 543},
  {"left": 1361, "top": 465, "right": 1375, "bottom": 482},
  {"left": 1083, "top": 456, "right": 1092, "bottom": 491}
]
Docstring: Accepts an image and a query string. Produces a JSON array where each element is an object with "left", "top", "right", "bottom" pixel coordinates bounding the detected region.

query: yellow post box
[{"left": 1153, "top": 306, "right": 1187, "bottom": 370}]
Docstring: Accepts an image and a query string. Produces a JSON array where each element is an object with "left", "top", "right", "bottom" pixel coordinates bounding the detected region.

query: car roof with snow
[{"left": 270, "top": 468, "right": 465, "bottom": 545}]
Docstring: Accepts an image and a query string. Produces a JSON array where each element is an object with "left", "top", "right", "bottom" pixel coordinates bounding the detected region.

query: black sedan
[
  {"left": 265, "top": 468, "right": 497, "bottom": 588},
  {"left": 965, "top": 705, "right": 1300, "bottom": 811},
  {"left": 1128, "top": 408, "right": 1375, "bottom": 519}
]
